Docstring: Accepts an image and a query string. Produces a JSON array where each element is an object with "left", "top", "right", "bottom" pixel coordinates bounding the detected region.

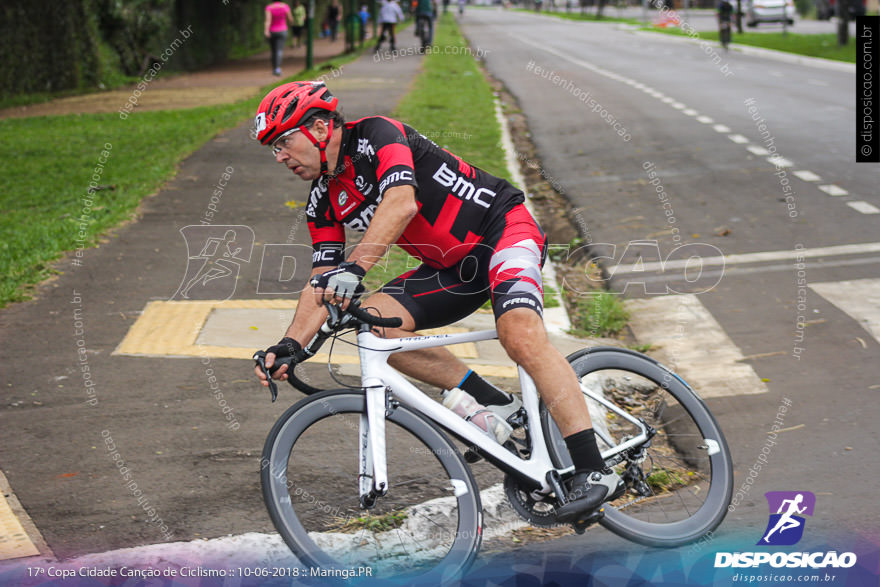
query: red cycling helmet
[{"left": 255, "top": 81, "right": 340, "bottom": 175}]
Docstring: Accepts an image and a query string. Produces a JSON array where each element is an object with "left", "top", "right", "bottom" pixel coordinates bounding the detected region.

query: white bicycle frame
[{"left": 351, "top": 327, "right": 652, "bottom": 500}]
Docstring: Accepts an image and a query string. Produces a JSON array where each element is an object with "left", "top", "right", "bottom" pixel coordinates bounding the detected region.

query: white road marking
[
  {"left": 768, "top": 156, "right": 794, "bottom": 167},
  {"left": 819, "top": 184, "right": 848, "bottom": 196},
  {"left": 713, "top": 124, "right": 731, "bottom": 133},
  {"left": 747, "top": 145, "right": 771, "bottom": 155},
  {"left": 610, "top": 242, "right": 880, "bottom": 274},
  {"left": 683, "top": 108, "right": 699, "bottom": 116},
  {"left": 626, "top": 295, "right": 769, "bottom": 398},
  {"left": 696, "top": 115, "right": 714, "bottom": 124},
  {"left": 672, "top": 102, "right": 687, "bottom": 109},
  {"left": 847, "top": 201, "right": 880, "bottom": 214},
  {"left": 811, "top": 279, "right": 880, "bottom": 344},
  {"left": 793, "top": 170, "right": 822, "bottom": 182},
  {"left": 662, "top": 96, "right": 675, "bottom": 103},
  {"left": 728, "top": 134, "right": 749, "bottom": 144},
  {"left": 625, "top": 255, "right": 880, "bottom": 283}
]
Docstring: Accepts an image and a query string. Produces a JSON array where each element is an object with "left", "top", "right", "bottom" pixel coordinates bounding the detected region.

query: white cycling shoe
[{"left": 486, "top": 394, "right": 523, "bottom": 424}]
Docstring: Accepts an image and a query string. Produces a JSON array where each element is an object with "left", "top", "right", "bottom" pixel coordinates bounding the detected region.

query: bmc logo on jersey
[
  {"left": 432, "top": 162, "right": 496, "bottom": 209},
  {"left": 379, "top": 170, "right": 414, "bottom": 194},
  {"left": 306, "top": 182, "right": 327, "bottom": 217}
]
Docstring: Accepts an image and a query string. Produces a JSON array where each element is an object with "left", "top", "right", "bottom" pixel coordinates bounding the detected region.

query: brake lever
[{"left": 253, "top": 352, "right": 279, "bottom": 402}]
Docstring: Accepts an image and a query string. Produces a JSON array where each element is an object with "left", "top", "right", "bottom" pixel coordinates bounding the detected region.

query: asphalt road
[{"left": 460, "top": 6, "right": 879, "bottom": 561}]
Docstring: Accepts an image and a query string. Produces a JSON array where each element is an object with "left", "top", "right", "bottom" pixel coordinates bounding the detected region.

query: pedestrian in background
[
  {"left": 291, "top": 0, "right": 306, "bottom": 49},
  {"left": 327, "top": 0, "right": 342, "bottom": 42},
  {"left": 265, "top": 1, "right": 293, "bottom": 76},
  {"left": 375, "top": 0, "right": 404, "bottom": 53},
  {"left": 359, "top": 4, "right": 371, "bottom": 42}
]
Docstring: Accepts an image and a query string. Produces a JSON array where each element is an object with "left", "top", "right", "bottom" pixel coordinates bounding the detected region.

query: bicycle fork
[{"left": 358, "top": 383, "right": 389, "bottom": 508}]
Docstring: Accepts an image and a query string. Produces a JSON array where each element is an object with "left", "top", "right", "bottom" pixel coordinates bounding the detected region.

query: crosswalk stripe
[
  {"left": 626, "top": 294, "right": 769, "bottom": 398},
  {"left": 810, "top": 278, "right": 880, "bottom": 344}
]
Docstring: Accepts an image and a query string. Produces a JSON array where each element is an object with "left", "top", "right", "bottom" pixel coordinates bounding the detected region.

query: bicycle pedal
[{"left": 572, "top": 507, "right": 605, "bottom": 535}]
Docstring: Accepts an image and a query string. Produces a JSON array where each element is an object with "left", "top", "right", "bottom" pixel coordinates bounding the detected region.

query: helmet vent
[{"left": 281, "top": 97, "right": 301, "bottom": 123}]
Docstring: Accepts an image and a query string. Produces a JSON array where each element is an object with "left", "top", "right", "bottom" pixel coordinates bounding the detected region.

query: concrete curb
[{"left": 493, "top": 99, "right": 572, "bottom": 336}]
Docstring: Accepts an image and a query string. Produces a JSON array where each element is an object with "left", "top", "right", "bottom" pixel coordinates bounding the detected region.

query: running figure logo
[
  {"left": 758, "top": 491, "right": 816, "bottom": 546},
  {"left": 172, "top": 225, "right": 254, "bottom": 300}
]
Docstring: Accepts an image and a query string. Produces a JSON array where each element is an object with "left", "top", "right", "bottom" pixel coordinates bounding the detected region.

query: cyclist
[
  {"left": 414, "top": 0, "right": 435, "bottom": 49},
  {"left": 415, "top": 0, "right": 436, "bottom": 47},
  {"left": 252, "top": 81, "right": 624, "bottom": 524}
]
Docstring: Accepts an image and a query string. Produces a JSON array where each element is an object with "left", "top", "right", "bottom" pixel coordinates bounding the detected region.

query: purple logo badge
[{"left": 758, "top": 491, "right": 816, "bottom": 546}]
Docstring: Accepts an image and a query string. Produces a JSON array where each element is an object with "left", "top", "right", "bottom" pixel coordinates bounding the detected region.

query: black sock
[
  {"left": 458, "top": 370, "right": 512, "bottom": 406},
  {"left": 564, "top": 428, "right": 605, "bottom": 473}
]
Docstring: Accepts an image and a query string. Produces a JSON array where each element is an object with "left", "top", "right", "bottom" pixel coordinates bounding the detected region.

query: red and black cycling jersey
[{"left": 306, "top": 116, "right": 523, "bottom": 269}]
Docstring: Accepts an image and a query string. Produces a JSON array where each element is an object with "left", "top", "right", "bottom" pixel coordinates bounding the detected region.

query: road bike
[
  {"left": 719, "top": 20, "right": 732, "bottom": 51},
  {"left": 254, "top": 300, "right": 733, "bottom": 583},
  {"left": 415, "top": 14, "right": 433, "bottom": 52}
]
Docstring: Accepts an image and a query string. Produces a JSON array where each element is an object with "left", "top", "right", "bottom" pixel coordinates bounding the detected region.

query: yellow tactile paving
[
  {"left": 113, "top": 301, "right": 511, "bottom": 374},
  {"left": 0, "top": 490, "right": 39, "bottom": 560}
]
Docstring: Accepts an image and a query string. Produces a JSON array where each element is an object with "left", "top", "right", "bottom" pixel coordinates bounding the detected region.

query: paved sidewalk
[{"left": 0, "top": 39, "right": 350, "bottom": 119}]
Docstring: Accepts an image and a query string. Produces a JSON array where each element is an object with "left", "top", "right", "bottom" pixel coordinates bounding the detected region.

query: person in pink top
[{"left": 265, "top": 1, "right": 294, "bottom": 76}]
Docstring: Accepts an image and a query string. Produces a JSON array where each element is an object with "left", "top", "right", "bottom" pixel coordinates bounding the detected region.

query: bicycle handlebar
[
  {"left": 345, "top": 303, "right": 403, "bottom": 329},
  {"left": 254, "top": 300, "right": 402, "bottom": 399}
]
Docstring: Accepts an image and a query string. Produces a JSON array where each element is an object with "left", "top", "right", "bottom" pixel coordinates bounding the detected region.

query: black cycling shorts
[{"left": 380, "top": 204, "right": 548, "bottom": 331}]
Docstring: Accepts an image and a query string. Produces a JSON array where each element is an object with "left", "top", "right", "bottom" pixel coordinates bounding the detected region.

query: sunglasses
[{"left": 270, "top": 128, "right": 301, "bottom": 156}]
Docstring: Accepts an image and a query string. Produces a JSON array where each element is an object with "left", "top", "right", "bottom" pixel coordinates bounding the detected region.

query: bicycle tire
[
  {"left": 262, "top": 390, "right": 482, "bottom": 582},
  {"left": 542, "top": 347, "right": 733, "bottom": 547}
]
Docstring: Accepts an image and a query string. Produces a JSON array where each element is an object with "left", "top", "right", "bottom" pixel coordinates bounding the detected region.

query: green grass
[
  {"left": 642, "top": 26, "right": 856, "bottom": 62},
  {"left": 0, "top": 53, "right": 362, "bottom": 307},
  {"left": 332, "top": 511, "right": 408, "bottom": 533},
  {"left": 569, "top": 291, "right": 629, "bottom": 338},
  {"left": 628, "top": 342, "right": 655, "bottom": 353}
]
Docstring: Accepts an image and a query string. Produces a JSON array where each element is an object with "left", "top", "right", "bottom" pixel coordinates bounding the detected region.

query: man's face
[{"left": 273, "top": 120, "right": 329, "bottom": 181}]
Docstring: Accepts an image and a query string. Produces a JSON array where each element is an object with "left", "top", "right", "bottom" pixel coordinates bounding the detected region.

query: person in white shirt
[{"left": 375, "top": 0, "right": 405, "bottom": 52}]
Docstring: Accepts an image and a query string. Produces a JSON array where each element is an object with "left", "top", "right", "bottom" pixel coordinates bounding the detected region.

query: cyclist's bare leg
[
  {"left": 496, "top": 308, "right": 592, "bottom": 437},
  {"left": 361, "top": 292, "right": 470, "bottom": 389}
]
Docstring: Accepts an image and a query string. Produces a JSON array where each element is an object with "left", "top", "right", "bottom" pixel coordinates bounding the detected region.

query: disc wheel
[
  {"left": 541, "top": 347, "right": 734, "bottom": 547},
  {"left": 262, "top": 390, "right": 482, "bottom": 582}
]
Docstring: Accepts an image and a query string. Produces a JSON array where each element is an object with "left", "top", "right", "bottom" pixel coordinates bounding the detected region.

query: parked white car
[{"left": 743, "top": 0, "right": 796, "bottom": 26}]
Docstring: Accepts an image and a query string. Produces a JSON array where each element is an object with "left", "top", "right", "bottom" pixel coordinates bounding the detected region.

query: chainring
[{"left": 503, "top": 474, "right": 559, "bottom": 528}]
